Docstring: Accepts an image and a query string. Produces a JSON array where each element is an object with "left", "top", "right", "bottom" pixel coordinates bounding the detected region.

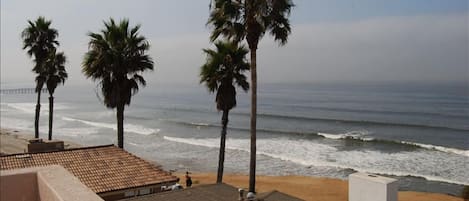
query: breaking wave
[
  {"left": 163, "top": 136, "right": 469, "bottom": 185},
  {"left": 62, "top": 117, "right": 159, "bottom": 135},
  {"left": 161, "top": 119, "right": 468, "bottom": 157},
  {"left": 318, "top": 132, "right": 469, "bottom": 157}
]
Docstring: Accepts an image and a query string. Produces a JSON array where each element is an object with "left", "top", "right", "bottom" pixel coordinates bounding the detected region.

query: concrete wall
[
  {"left": 0, "top": 165, "right": 103, "bottom": 201},
  {"left": 99, "top": 182, "right": 176, "bottom": 201},
  {"left": 0, "top": 172, "right": 39, "bottom": 201},
  {"left": 27, "top": 140, "right": 64, "bottom": 153},
  {"left": 349, "top": 172, "right": 398, "bottom": 201}
]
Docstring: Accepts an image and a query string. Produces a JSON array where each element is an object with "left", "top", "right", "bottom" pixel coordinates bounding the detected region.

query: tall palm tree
[
  {"left": 45, "top": 50, "right": 68, "bottom": 140},
  {"left": 208, "top": 0, "right": 294, "bottom": 193},
  {"left": 21, "top": 16, "right": 59, "bottom": 139},
  {"left": 200, "top": 41, "right": 250, "bottom": 183},
  {"left": 82, "top": 18, "right": 153, "bottom": 149}
]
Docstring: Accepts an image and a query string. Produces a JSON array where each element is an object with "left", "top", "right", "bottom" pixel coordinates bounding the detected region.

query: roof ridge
[{"left": 0, "top": 144, "right": 115, "bottom": 157}]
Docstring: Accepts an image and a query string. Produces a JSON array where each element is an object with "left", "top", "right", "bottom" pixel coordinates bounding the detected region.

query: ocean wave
[
  {"left": 159, "top": 118, "right": 313, "bottom": 136},
  {"left": 158, "top": 104, "right": 469, "bottom": 120},
  {"left": 405, "top": 142, "right": 469, "bottom": 157},
  {"left": 278, "top": 104, "right": 469, "bottom": 120},
  {"left": 55, "top": 127, "right": 99, "bottom": 136},
  {"left": 318, "top": 132, "right": 469, "bottom": 157},
  {"left": 2, "top": 102, "right": 71, "bottom": 114},
  {"left": 162, "top": 136, "right": 469, "bottom": 185},
  {"left": 255, "top": 113, "right": 469, "bottom": 132},
  {"left": 62, "top": 117, "right": 159, "bottom": 135},
  {"left": 156, "top": 106, "right": 469, "bottom": 131},
  {"left": 0, "top": 117, "right": 34, "bottom": 131},
  {"left": 161, "top": 119, "right": 468, "bottom": 157}
]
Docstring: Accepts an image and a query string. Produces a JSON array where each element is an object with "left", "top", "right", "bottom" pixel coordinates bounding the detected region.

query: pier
[{"left": 0, "top": 88, "right": 48, "bottom": 94}]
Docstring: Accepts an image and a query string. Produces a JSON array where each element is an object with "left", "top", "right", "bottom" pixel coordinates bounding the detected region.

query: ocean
[{"left": 1, "top": 82, "right": 468, "bottom": 196}]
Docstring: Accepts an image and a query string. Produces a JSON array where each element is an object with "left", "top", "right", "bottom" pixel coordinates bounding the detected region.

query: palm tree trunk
[
  {"left": 34, "top": 90, "right": 42, "bottom": 139},
  {"left": 248, "top": 48, "right": 257, "bottom": 193},
  {"left": 117, "top": 104, "right": 124, "bottom": 149},
  {"left": 48, "top": 95, "right": 54, "bottom": 140},
  {"left": 217, "top": 109, "right": 229, "bottom": 183}
]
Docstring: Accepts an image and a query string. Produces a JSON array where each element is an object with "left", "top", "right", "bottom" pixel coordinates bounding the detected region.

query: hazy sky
[{"left": 1, "top": 0, "right": 468, "bottom": 87}]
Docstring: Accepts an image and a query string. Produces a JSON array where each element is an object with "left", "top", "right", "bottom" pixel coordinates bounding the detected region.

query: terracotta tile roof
[
  {"left": 121, "top": 183, "right": 240, "bottom": 201},
  {"left": 0, "top": 145, "right": 178, "bottom": 194}
]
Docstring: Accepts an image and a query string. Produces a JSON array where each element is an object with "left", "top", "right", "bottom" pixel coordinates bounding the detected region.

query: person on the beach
[{"left": 185, "top": 171, "right": 192, "bottom": 187}]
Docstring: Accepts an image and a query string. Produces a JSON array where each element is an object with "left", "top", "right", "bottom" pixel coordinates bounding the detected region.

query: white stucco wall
[{"left": 349, "top": 172, "right": 398, "bottom": 201}]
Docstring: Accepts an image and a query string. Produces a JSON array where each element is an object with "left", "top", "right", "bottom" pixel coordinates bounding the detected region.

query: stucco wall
[
  {"left": 349, "top": 172, "right": 398, "bottom": 201},
  {"left": 0, "top": 165, "right": 103, "bottom": 201},
  {"left": 0, "top": 172, "right": 39, "bottom": 201}
]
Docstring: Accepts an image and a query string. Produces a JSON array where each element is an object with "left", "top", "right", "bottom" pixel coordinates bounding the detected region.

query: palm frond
[
  {"left": 208, "top": 0, "right": 294, "bottom": 48},
  {"left": 82, "top": 18, "right": 153, "bottom": 108},
  {"left": 200, "top": 40, "right": 250, "bottom": 111}
]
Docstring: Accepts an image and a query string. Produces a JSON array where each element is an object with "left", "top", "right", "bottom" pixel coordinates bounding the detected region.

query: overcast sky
[{"left": 1, "top": 0, "right": 468, "bottom": 87}]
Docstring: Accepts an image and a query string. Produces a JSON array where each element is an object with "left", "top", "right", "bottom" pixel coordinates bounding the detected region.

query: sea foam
[
  {"left": 318, "top": 132, "right": 469, "bottom": 157},
  {"left": 163, "top": 135, "right": 469, "bottom": 185},
  {"left": 62, "top": 117, "right": 159, "bottom": 135}
]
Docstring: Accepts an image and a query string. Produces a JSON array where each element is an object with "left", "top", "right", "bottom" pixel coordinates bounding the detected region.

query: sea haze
[{"left": 1, "top": 81, "right": 468, "bottom": 195}]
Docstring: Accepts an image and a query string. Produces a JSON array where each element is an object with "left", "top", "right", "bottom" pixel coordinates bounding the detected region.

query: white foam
[
  {"left": 0, "top": 117, "right": 34, "bottom": 131},
  {"left": 128, "top": 142, "right": 140, "bottom": 146},
  {"left": 2, "top": 102, "right": 71, "bottom": 114},
  {"left": 62, "top": 116, "right": 159, "bottom": 135},
  {"left": 318, "top": 130, "right": 371, "bottom": 140},
  {"left": 403, "top": 141, "right": 469, "bottom": 157},
  {"left": 2, "top": 103, "right": 37, "bottom": 114},
  {"left": 190, "top": 122, "right": 210, "bottom": 126},
  {"left": 55, "top": 127, "right": 99, "bottom": 136},
  {"left": 317, "top": 132, "right": 344, "bottom": 139},
  {"left": 318, "top": 131, "right": 469, "bottom": 157},
  {"left": 162, "top": 136, "right": 469, "bottom": 185}
]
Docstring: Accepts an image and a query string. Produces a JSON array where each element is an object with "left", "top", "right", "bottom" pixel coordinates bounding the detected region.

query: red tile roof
[{"left": 0, "top": 145, "right": 178, "bottom": 193}]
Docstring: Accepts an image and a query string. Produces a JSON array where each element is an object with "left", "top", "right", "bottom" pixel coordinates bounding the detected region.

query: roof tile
[{"left": 0, "top": 145, "right": 178, "bottom": 193}]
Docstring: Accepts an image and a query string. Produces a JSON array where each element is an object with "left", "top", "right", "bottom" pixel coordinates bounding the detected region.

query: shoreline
[{"left": 0, "top": 127, "right": 464, "bottom": 201}]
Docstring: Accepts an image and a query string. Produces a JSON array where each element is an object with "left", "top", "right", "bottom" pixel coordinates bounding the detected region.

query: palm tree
[
  {"left": 45, "top": 50, "right": 68, "bottom": 140},
  {"left": 200, "top": 41, "right": 250, "bottom": 183},
  {"left": 208, "top": 0, "right": 294, "bottom": 193},
  {"left": 21, "top": 16, "right": 59, "bottom": 139},
  {"left": 82, "top": 18, "right": 153, "bottom": 149}
]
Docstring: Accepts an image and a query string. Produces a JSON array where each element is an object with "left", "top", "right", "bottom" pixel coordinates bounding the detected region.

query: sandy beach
[
  {"left": 0, "top": 128, "right": 464, "bottom": 201},
  {"left": 173, "top": 173, "right": 464, "bottom": 201},
  {"left": 0, "top": 128, "right": 81, "bottom": 155}
]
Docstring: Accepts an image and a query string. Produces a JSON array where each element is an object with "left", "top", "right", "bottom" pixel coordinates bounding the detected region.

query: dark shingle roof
[
  {"left": 121, "top": 183, "right": 240, "bottom": 201},
  {"left": 258, "top": 190, "right": 304, "bottom": 201},
  {"left": 0, "top": 145, "right": 178, "bottom": 193},
  {"left": 120, "top": 183, "right": 304, "bottom": 201}
]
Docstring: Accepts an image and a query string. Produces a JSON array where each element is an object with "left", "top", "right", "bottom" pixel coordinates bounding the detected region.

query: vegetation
[
  {"left": 45, "top": 50, "right": 68, "bottom": 140},
  {"left": 21, "top": 16, "right": 59, "bottom": 139},
  {"left": 200, "top": 41, "right": 250, "bottom": 183},
  {"left": 82, "top": 18, "right": 154, "bottom": 149},
  {"left": 208, "top": 0, "right": 294, "bottom": 192}
]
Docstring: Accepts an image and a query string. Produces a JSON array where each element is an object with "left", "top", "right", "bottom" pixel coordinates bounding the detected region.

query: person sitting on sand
[{"left": 185, "top": 171, "right": 192, "bottom": 187}]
